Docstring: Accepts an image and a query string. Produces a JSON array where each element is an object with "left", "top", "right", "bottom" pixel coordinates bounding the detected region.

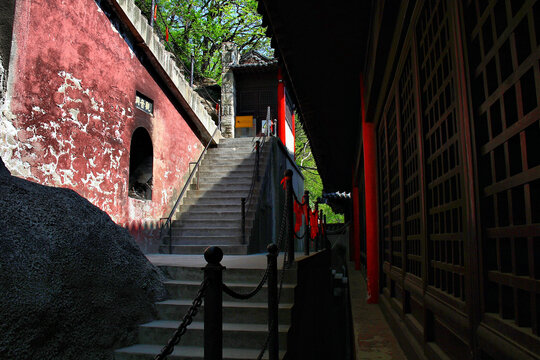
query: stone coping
[{"left": 112, "top": 0, "right": 221, "bottom": 143}]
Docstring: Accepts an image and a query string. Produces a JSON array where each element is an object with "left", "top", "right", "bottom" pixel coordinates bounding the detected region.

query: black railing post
[
  {"left": 319, "top": 209, "right": 323, "bottom": 252},
  {"left": 303, "top": 190, "right": 310, "bottom": 256},
  {"left": 169, "top": 220, "right": 173, "bottom": 254},
  {"left": 204, "top": 247, "right": 224, "bottom": 360},
  {"left": 324, "top": 214, "right": 329, "bottom": 250},
  {"left": 255, "top": 140, "right": 260, "bottom": 180},
  {"left": 241, "top": 198, "right": 246, "bottom": 245},
  {"left": 314, "top": 201, "right": 319, "bottom": 252},
  {"left": 285, "top": 169, "right": 294, "bottom": 267},
  {"left": 267, "top": 243, "right": 279, "bottom": 360}
]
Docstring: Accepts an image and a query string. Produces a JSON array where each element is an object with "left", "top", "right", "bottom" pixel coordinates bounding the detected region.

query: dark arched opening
[{"left": 129, "top": 127, "right": 153, "bottom": 200}]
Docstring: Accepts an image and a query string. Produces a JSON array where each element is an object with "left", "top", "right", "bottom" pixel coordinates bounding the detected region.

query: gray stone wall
[{"left": 220, "top": 42, "right": 238, "bottom": 138}]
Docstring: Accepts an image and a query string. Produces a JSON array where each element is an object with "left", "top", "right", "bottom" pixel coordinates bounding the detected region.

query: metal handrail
[
  {"left": 160, "top": 109, "right": 222, "bottom": 252},
  {"left": 241, "top": 135, "right": 267, "bottom": 244}
]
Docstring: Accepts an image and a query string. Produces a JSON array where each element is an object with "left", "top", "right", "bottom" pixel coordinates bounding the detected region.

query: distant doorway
[{"left": 128, "top": 127, "right": 153, "bottom": 200}]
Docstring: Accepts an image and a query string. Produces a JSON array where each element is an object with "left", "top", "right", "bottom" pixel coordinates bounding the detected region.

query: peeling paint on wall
[{"left": 3, "top": 0, "right": 204, "bottom": 235}]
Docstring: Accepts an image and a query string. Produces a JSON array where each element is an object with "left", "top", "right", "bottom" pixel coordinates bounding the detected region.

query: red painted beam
[
  {"left": 277, "top": 68, "right": 286, "bottom": 145},
  {"left": 361, "top": 74, "right": 379, "bottom": 303}
]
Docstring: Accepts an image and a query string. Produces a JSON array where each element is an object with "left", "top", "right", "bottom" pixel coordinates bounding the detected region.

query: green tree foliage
[
  {"left": 135, "top": 0, "right": 272, "bottom": 83},
  {"left": 295, "top": 115, "right": 345, "bottom": 224}
]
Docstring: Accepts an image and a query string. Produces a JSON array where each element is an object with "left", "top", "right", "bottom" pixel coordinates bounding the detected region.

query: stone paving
[{"left": 348, "top": 262, "right": 407, "bottom": 360}]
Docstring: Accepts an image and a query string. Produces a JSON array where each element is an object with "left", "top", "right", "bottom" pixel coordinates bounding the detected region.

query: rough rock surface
[{"left": 0, "top": 157, "right": 166, "bottom": 359}]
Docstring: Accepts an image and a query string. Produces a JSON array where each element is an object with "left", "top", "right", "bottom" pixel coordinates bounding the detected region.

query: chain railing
[
  {"left": 154, "top": 279, "right": 208, "bottom": 360},
  {"left": 153, "top": 169, "right": 330, "bottom": 360}
]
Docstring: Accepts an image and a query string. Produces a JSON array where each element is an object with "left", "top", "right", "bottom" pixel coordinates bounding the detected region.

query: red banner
[
  {"left": 280, "top": 175, "right": 290, "bottom": 190},
  {"left": 310, "top": 210, "right": 318, "bottom": 239},
  {"left": 293, "top": 201, "right": 303, "bottom": 233}
]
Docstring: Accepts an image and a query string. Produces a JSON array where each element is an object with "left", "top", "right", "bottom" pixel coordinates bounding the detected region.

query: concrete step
[
  {"left": 189, "top": 183, "right": 252, "bottom": 191},
  {"left": 160, "top": 244, "right": 249, "bottom": 255},
  {"left": 177, "top": 204, "right": 244, "bottom": 212},
  {"left": 198, "top": 163, "right": 256, "bottom": 172},
  {"left": 156, "top": 300, "right": 292, "bottom": 324},
  {"left": 182, "top": 197, "right": 247, "bottom": 206},
  {"left": 169, "top": 226, "right": 242, "bottom": 237},
  {"left": 197, "top": 170, "right": 255, "bottom": 178},
  {"left": 173, "top": 208, "right": 255, "bottom": 221},
  {"left": 166, "top": 235, "right": 243, "bottom": 245},
  {"left": 207, "top": 148, "right": 256, "bottom": 155},
  {"left": 219, "top": 137, "right": 261, "bottom": 144},
  {"left": 114, "top": 344, "right": 285, "bottom": 360},
  {"left": 205, "top": 151, "right": 256, "bottom": 159},
  {"left": 186, "top": 189, "right": 253, "bottom": 199},
  {"left": 171, "top": 218, "right": 253, "bottom": 228},
  {"left": 173, "top": 211, "right": 254, "bottom": 222},
  {"left": 138, "top": 320, "right": 288, "bottom": 349},
  {"left": 158, "top": 266, "right": 297, "bottom": 284},
  {"left": 196, "top": 177, "right": 253, "bottom": 185},
  {"left": 163, "top": 280, "right": 295, "bottom": 303},
  {"left": 201, "top": 158, "right": 256, "bottom": 166}
]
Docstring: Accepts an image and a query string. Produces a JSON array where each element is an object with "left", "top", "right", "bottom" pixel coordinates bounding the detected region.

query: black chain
[
  {"left": 154, "top": 279, "right": 208, "bottom": 360},
  {"left": 256, "top": 203, "right": 291, "bottom": 360},
  {"left": 222, "top": 268, "right": 269, "bottom": 300},
  {"left": 292, "top": 190, "right": 305, "bottom": 207}
]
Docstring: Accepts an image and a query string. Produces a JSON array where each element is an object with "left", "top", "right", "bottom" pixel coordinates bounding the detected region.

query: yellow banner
[{"left": 235, "top": 115, "right": 253, "bottom": 128}]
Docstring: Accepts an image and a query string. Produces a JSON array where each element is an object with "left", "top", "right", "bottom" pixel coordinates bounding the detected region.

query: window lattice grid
[
  {"left": 379, "top": 119, "right": 391, "bottom": 266},
  {"left": 417, "top": 0, "right": 465, "bottom": 300},
  {"left": 388, "top": 99, "right": 403, "bottom": 269},
  {"left": 399, "top": 51, "right": 423, "bottom": 278},
  {"left": 468, "top": 0, "right": 540, "bottom": 335}
]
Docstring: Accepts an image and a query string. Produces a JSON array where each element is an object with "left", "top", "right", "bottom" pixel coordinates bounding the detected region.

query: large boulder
[{"left": 0, "top": 157, "right": 166, "bottom": 359}]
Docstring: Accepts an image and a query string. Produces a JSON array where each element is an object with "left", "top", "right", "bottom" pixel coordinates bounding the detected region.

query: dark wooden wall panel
[{"left": 466, "top": 0, "right": 540, "bottom": 356}]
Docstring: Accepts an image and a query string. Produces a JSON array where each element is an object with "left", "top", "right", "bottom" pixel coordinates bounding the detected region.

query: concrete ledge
[{"left": 110, "top": 0, "right": 220, "bottom": 143}]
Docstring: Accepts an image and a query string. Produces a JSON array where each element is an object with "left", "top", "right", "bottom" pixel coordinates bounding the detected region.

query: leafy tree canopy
[
  {"left": 135, "top": 0, "right": 272, "bottom": 84},
  {"left": 295, "top": 114, "right": 345, "bottom": 224}
]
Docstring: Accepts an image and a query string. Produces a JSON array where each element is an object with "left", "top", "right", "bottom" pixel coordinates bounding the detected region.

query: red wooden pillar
[
  {"left": 361, "top": 74, "right": 379, "bottom": 303},
  {"left": 352, "top": 181, "right": 361, "bottom": 270},
  {"left": 292, "top": 112, "right": 296, "bottom": 155},
  {"left": 277, "top": 68, "right": 286, "bottom": 145}
]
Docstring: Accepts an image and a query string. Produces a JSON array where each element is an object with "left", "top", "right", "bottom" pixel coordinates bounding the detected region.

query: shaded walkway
[{"left": 348, "top": 262, "right": 407, "bottom": 360}]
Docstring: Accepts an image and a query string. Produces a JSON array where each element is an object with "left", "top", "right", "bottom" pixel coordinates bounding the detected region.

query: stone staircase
[
  {"left": 160, "top": 137, "right": 267, "bottom": 255},
  {"left": 114, "top": 258, "right": 296, "bottom": 359}
]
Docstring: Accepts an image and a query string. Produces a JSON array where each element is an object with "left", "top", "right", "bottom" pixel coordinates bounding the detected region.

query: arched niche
[{"left": 128, "top": 127, "right": 153, "bottom": 200}]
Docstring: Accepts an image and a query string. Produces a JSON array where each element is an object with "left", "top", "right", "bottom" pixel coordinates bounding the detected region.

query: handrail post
[
  {"left": 204, "top": 247, "right": 224, "bottom": 360},
  {"left": 324, "top": 214, "right": 329, "bottom": 250},
  {"left": 285, "top": 169, "right": 294, "bottom": 267},
  {"left": 241, "top": 197, "right": 246, "bottom": 245},
  {"left": 255, "top": 140, "right": 260, "bottom": 181},
  {"left": 303, "top": 190, "right": 310, "bottom": 256},
  {"left": 314, "top": 201, "right": 319, "bottom": 252},
  {"left": 319, "top": 209, "right": 323, "bottom": 252},
  {"left": 267, "top": 243, "right": 279, "bottom": 360},
  {"left": 168, "top": 219, "right": 172, "bottom": 254}
]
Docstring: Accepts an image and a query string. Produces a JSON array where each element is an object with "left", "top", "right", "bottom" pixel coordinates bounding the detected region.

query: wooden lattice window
[
  {"left": 467, "top": 0, "right": 540, "bottom": 336},
  {"left": 417, "top": 0, "right": 466, "bottom": 301},
  {"left": 378, "top": 118, "right": 391, "bottom": 272},
  {"left": 387, "top": 100, "right": 403, "bottom": 269},
  {"left": 399, "top": 51, "right": 423, "bottom": 279}
]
